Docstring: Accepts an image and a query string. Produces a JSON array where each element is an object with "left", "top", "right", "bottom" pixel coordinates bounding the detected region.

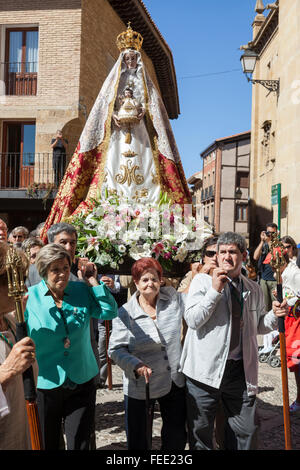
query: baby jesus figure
[{"left": 113, "top": 87, "right": 145, "bottom": 143}]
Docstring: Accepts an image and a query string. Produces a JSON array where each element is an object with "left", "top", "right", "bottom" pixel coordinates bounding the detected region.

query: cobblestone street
[{"left": 95, "top": 362, "right": 300, "bottom": 451}]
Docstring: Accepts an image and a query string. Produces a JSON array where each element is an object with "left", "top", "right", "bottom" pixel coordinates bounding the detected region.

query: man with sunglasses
[
  {"left": 253, "top": 223, "right": 278, "bottom": 311},
  {"left": 181, "top": 231, "right": 288, "bottom": 450}
]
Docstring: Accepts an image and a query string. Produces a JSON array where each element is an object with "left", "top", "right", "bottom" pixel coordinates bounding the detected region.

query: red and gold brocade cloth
[
  {"left": 41, "top": 145, "right": 192, "bottom": 244},
  {"left": 41, "top": 142, "right": 103, "bottom": 241},
  {"left": 158, "top": 153, "right": 192, "bottom": 206}
]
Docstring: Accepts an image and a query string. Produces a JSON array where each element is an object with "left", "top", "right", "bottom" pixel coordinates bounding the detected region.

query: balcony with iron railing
[
  {"left": 0, "top": 62, "right": 38, "bottom": 96},
  {"left": 0, "top": 153, "right": 66, "bottom": 194}
]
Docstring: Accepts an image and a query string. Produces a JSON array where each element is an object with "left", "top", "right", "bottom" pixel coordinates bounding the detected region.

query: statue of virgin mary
[{"left": 42, "top": 24, "right": 192, "bottom": 236}]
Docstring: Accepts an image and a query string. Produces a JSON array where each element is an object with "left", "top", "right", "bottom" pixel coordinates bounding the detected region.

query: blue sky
[{"left": 142, "top": 0, "right": 256, "bottom": 179}]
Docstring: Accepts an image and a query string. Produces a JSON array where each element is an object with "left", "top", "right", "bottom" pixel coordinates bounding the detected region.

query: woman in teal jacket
[{"left": 24, "top": 243, "right": 118, "bottom": 450}]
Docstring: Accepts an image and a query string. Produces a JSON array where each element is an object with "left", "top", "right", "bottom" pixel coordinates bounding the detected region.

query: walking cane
[
  {"left": 269, "top": 236, "right": 292, "bottom": 450},
  {"left": 105, "top": 320, "right": 113, "bottom": 390},
  {"left": 6, "top": 246, "right": 43, "bottom": 450},
  {"left": 145, "top": 374, "right": 152, "bottom": 450}
]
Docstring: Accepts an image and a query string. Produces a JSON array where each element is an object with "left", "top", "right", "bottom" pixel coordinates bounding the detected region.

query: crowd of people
[{"left": 0, "top": 215, "right": 299, "bottom": 451}]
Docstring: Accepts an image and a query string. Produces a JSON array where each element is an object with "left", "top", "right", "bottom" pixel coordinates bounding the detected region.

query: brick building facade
[
  {"left": 200, "top": 131, "right": 251, "bottom": 240},
  {"left": 0, "top": 0, "right": 179, "bottom": 230}
]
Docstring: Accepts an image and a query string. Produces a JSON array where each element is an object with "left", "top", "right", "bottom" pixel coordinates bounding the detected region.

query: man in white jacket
[{"left": 180, "top": 232, "right": 288, "bottom": 450}]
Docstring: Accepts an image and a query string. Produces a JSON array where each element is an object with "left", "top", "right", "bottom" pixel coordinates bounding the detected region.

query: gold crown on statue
[{"left": 116, "top": 22, "right": 143, "bottom": 52}]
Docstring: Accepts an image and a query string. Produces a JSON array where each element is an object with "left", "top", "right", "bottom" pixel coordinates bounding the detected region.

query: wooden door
[
  {"left": 1, "top": 123, "right": 20, "bottom": 188},
  {"left": 1, "top": 122, "right": 35, "bottom": 188}
]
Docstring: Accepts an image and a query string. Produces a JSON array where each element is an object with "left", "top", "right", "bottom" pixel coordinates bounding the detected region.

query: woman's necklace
[
  {"left": 52, "top": 294, "right": 63, "bottom": 307},
  {"left": 49, "top": 288, "right": 64, "bottom": 308},
  {"left": 0, "top": 317, "right": 16, "bottom": 349},
  {"left": 48, "top": 289, "right": 70, "bottom": 348}
]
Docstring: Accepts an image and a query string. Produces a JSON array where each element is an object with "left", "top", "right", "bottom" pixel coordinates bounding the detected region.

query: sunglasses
[
  {"left": 205, "top": 250, "right": 217, "bottom": 258},
  {"left": 283, "top": 244, "right": 292, "bottom": 249}
]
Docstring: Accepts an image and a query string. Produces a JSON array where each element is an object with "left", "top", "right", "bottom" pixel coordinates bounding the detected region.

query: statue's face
[{"left": 124, "top": 51, "right": 137, "bottom": 70}]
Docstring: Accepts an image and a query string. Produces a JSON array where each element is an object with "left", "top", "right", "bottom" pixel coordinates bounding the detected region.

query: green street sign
[
  {"left": 271, "top": 183, "right": 281, "bottom": 206},
  {"left": 271, "top": 183, "right": 281, "bottom": 234}
]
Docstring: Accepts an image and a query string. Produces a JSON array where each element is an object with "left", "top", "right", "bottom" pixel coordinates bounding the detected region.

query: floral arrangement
[{"left": 71, "top": 193, "right": 213, "bottom": 274}]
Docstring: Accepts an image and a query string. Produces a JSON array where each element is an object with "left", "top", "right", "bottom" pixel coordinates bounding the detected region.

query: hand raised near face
[
  {"left": 212, "top": 268, "right": 229, "bottom": 293},
  {"left": 260, "top": 231, "right": 268, "bottom": 242},
  {"left": 200, "top": 258, "right": 218, "bottom": 275},
  {"left": 101, "top": 276, "right": 115, "bottom": 289}
]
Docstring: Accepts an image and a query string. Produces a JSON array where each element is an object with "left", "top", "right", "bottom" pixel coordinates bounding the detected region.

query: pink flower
[
  {"left": 172, "top": 246, "right": 178, "bottom": 251},
  {"left": 153, "top": 242, "right": 164, "bottom": 254},
  {"left": 164, "top": 252, "right": 172, "bottom": 259},
  {"left": 116, "top": 219, "right": 125, "bottom": 228}
]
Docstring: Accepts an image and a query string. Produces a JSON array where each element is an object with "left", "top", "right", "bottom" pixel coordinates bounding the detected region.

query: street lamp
[{"left": 240, "top": 48, "right": 280, "bottom": 96}]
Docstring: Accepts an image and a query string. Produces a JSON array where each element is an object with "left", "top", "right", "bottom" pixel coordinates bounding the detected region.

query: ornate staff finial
[
  {"left": 5, "top": 244, "right": 43, "bottom": 450},
  {"left": 6, "top": 245, "right": 27, "bottom": 322},
  {"left": 269, "top": 233, "right": 286, "bottom": 282}
]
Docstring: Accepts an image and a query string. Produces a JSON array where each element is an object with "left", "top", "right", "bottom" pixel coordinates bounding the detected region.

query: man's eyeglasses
[{"left": 204, "top": 250, "right": 217, "bottom": 258}]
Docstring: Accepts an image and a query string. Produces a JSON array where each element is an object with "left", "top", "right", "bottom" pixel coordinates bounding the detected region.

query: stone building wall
[
  {"left": 249, "top": 1, "right": 300, "bottom": 241},
  {"left": 0, "top": 0, "right": 162, "bottom": 184}
]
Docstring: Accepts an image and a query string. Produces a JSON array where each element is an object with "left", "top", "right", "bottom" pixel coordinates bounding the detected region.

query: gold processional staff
[
  {"left": 269, "top": 233, "right": 292, "bottom": 450},
  {"left": 6, "top": 246, "right": 43, "bottom": 450}
]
